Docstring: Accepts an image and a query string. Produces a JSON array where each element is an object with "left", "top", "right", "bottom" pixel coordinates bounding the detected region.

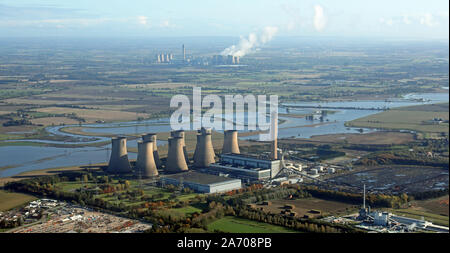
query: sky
[{"left": 0, "top": 0, "right": 448, "bottom": 40}]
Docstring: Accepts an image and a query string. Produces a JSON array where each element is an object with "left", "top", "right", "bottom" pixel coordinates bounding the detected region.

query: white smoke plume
[{"left": 221, "top": 26, "right": 278, "bottom": 57}]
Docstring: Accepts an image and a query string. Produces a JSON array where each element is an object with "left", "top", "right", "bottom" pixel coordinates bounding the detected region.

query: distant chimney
[
  {"left": 166, "top": 137, "right": 189, "bottom": 172},
  {"left": 222, "top": 130, "right": 240, "bottom": 154},
  {"left": 108, "top": 136, "right": 132, "bottom": 173}
]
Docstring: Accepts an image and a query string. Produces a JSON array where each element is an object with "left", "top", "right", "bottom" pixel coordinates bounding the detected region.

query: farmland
[
  {"left": 207, "top": 216, "right": 299, "bottom": 233},
  {"left": 0, "top": 190, "right": 37, "bottom": 211},
  {"left": 347, "top": 103, "right": 449, "bottom": 134},
  {"left": 255, "top": 197, "right": 357, "bottom": 218}
]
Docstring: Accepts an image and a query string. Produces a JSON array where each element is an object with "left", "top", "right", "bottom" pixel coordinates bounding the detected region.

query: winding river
[{"left": 0, "top": 92, "right": 448, "bottom": 178}]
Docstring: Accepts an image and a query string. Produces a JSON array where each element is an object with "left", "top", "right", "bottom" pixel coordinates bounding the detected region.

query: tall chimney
[
  {"left": 363, "top": 184, "right": 366, "bottom": 209},
  {"left": 194, "top": 127, "right": 215, "bottom": 168},
  {"left": 136, "top": 140, "right": 158, "bottom": 177},
  {"left": 166, "top": 137, "right": 188, "bottom": 172},
  {"left": 270, "top": 111, "right": 278, "bottom": 160},
  {"left": 170, "top": 130, "right": 189, "bottom": 164},
  {"left": 142, "top": 133, "right": 162, "bottom": 168},
  {"left": 222, "top": 130, "right": 240, "bottom": 154},
  {"left": 182, "top": 44, "right": 186, "bottom": 61},
  {"left": 108, "top": 136, "right": 132, "bottom": 173}
]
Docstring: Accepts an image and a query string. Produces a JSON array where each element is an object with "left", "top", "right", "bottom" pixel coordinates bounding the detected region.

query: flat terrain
[
  {"left": 256, "top": 197, "right": 356, "bottom": 218},
  {"left": 0, "top": 190, "right": 37, "bottom": 211},
  {"left": 328, "top": 165, "right": 449, "bottom": 193},
  {"left": 347, "top": 103, "right": 449, "bottom": 134},
  {"left": 207, "top": 216, "right": 299, "bottom": 233},
  {"left": 280, "top": 131, "right": 416, "bottom": 145}
]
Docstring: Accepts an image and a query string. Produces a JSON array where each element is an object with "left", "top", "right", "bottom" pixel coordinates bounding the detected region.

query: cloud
[
  {"left": 313, "top": 5, "right": 327, "bottom": 31},
  {"left": 420, "top": 13, "right": 439, "bottom": 27},
  {"left": 137, "top": 16, "right": 149, "bottom": 25},
  {"left": 402, "top": 15, "right": 412, "bottom": 25},
  {"left": 160, "top": 20, "right": 176, "bottom": 28},
  {"left": 379, "top": 17, "right": 394, "bottom": 26}
]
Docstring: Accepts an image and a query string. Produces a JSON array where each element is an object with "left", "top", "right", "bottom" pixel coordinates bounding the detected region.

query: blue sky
[{"left": 0, "top": 0, "right": 448, "bottom": 39}]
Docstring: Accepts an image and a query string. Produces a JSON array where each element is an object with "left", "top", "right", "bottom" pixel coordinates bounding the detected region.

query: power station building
[
  {"left": 205, "top": 154, "right": 282, "bottom": 181},
  {"left": 161, "top": 171, "right": 241, "bottom": 193},
  {"left": 212, "top": 55, "right": 240, "bottom": 65}
]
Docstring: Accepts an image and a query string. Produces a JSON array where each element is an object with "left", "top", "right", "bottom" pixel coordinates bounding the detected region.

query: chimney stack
[
  {"left": 270, "top": 111, "right": 278, "bottom": 160},
  {"left": 166, "top": 137, "right": 189, "bottom": 172},
  {"left": 136, "top": 141, "right": 158, "bottom": 177},
  {"left": 108, "top": 136, "right": 132, "bottom": 173},
  {"left": 194, "top": 127, "right": 215, "bottom": 168},
  {"left": 222, "top": 130, "right": 240, "bottom": 154}
]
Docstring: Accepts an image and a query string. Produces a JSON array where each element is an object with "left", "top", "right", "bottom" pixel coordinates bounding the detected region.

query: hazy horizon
[{"left": 0, "top": 0, "right": 448, "bottom": 40}]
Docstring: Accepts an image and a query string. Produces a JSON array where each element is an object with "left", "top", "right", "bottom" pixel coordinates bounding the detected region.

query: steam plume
[{"left": 221, "top": 26, "right": 278, "bottom": 57}]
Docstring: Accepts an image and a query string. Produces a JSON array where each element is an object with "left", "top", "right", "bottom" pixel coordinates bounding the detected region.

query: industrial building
[
  {"left": 161, "top": 171, "right": 241, "bottom": 193},
  {"left": 212, "top": 55, "right": 240, "bottom": 65},
  {"left": 206, "top": 153, "right": 282, "bottom": 181}
]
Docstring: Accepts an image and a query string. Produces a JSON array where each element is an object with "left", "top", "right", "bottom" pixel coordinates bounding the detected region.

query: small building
[{"left": 160, "top": 171, "right": 241, "bottom": 194}]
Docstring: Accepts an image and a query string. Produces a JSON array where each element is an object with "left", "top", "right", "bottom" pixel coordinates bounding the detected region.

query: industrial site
[{"left": 0, "top": 1, "right": 448, "bottom": 240}]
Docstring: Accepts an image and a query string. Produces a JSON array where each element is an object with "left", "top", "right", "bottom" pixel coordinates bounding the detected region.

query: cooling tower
[
  {"left": 108, "top": 136, "right": 132, "bottom": 173},
  {"left": 142, "top": 133, "right": 162, "bottom": 168},
  {"left": 165, "top": 53, "right": 170, "bottom": 63},
  {"left": 222, "top": 130, "right": 240, "bottom": 154},
  {"left": 170, "top": 130, "right": 189, "bottom": 164},
  {"left": 166, "top": 137, "right": 189, "bottom": 172},
  {"left": 194, "top": 127, "right": 216, "bottom": 168},
  {"left": 136, "top": 140, "right": 158, "bottom": 177},
  {"left": 157, "top": 54, "right": 161, "bottom": 63}
]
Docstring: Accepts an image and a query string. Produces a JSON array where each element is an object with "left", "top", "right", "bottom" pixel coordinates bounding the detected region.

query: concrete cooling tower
[
  {"left": 170, "top": 130, "right": 189, "bottom": 164},
  {"left": 194, "top": 127, "right": 216, "bottom": 168},
  {"left": 108, "top": 136, "right": 132, "bottom": 173},
  {"left": 136, "top": 141, "right": 159, "bottom": 177},
  {"left": 166, "top": 137, "right": 189, "bottom": 172},
  {"left": 222, "top": 130, "right": 240, "bottom": 154},
  {"left": 142, "top": 133, "right": 162, "bottom": 168}
]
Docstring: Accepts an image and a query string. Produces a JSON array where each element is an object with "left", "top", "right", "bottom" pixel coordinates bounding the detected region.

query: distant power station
[
  {"left": 212, "top": 55, "right": 240, "bottom": 65},
  {"left": 156, "top": 53, "right": 174, "bottom": 63}
]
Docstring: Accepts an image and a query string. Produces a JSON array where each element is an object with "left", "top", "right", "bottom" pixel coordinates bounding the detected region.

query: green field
[
  {"left": 347, "top": 103, "right": 449, "bottom": 134},
  {"left": 207, "top": 216, "right": 299, "bottom": 233},
  {"left": 0, "top": 190, "right": 37, "bottom": 211},
  {"left": 389, "top": 209, "right": 449, "bottom": 227}
]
